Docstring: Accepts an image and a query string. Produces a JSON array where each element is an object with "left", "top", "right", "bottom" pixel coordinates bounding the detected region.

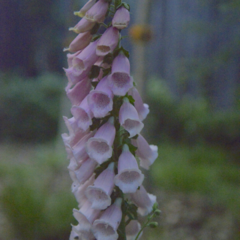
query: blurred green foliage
[
  {"left": 0, "top": 72, "right": 65, "bottom": 143},
  {"left": 146, "top": 77, "right": 240, "bottom": 152},
  {"left": 0, "top": 145, "right": 76, "bottom": 240},
  {"left": 150, "top": 142, "right": 240, "bottom": 218}
]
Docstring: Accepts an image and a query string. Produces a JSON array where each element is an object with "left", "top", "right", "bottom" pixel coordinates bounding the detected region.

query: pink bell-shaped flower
[
  {"left": 119, "top": 98, "right": 144, "bottom": 138},
  {"left": 72, "top": 40, "right": 99, "bottom": 74},
  {"left": 69, "top": 228, "right": 80, "bottom": 240},
  {"left": 66, "top": 77, "right": 91, "bottom": 106},
  {"left": 64, "top": 66, "right": 89, "bottom": 86},
  {"left": 86, "top": 117, "right": 116, "bottom": 164},
  {"left": 72, "top": 201, "right": 100, "bottom": 239},
  {"left": 96, "top": 27, "right": 119, "bottom": 56},
  {"left": 72, "top": 174, "right": 95, "bottom": 208},
  {"left": 112, "top": 6, "right": 130, "bottom": 30},
  {"left": 108, "top": 53, "right": 133, "bottom": 96},
  {"left": 74, "top": 158, "right": 98, "bottom": 184},
  {"left": 74, "top": 0, "right": 97, "bottom": 18},
  {"left": 92, "top": 198, "right": 122, "bottom": 240},
  {"left": 71, "top": 96, "right": 94, "bottom": 132},
  {"left": 126, "top": 220, "right": 142, "bottom": 240},
  {"left": 132, "top": 134, "right": 158, "bottom": 170},
  {"left": 67, "top": 51, "right": 81, "bottom": 68},
  {"left": 114, "top": 144, "right": 144, "bottom": 193},
  {"left": 129, "top": 185, "right": 157, "bottom": 216},
  {"left": 128, "top": 87, "right": 149, "bottom": 121},
  {"left": 72, "top": 131, "right": 94, "bottom": 163},
  {"left": 84, "top": 0, "right": 109, "bottom": 23},
  {"left": 87, "top": 76, "right": 113, "bottom": 118},
  {"left": 69, "top": 17, "right": 95, "bottom": 33},
  {"left": 66, "top": 31, "right": 92, "bottom": 52},
  {"left": 85, "top": 162, "right": 115, "bottom": 209}
]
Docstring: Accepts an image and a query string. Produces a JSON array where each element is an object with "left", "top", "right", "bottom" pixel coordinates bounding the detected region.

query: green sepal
[
  {"left": 127, "top": 95, "right": 135, "bottom": 105},
  {"left": 131, "top": 134, "right": 138, "bottom": 140},
  {"left": 91, "top": 34, "right": 102, "bottom": 42},
  {"left": 116, "top": 2, "right": 130, "bottom": 11},
  {"left": 148, "top": 222, "right": 158, "bottom": 228}
]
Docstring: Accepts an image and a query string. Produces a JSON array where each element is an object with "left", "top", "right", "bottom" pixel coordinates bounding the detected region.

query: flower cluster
[{"left": 62, "top": 1, "right": 159, "bottom": 239}]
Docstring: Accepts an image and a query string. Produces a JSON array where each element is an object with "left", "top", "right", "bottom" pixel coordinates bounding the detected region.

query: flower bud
[
  {"left": 84, "top": 0, "right": 109, "bottom": 23},
  {"left": 112, "top": 6, "right": 130, "bottom": 30},
  {"left": 66, "top": 31, "right": 92, "bottom": 52},
  {"left": 74, "top": 0, "right": 97, "bottom": 18}
]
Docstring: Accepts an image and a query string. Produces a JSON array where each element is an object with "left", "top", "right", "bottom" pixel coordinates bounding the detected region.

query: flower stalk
[{"left": 63, "top": 1, "right": 160, "bottom": 239}]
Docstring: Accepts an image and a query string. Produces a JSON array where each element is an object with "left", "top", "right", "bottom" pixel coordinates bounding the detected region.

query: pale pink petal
[
  {"left": 72, "top": 174, "right": 95, "bottom": 208},
  {"left": 69, "top": 18, "right": 95, "bottom": 33},
  {"left": 114, "top": 145, "right": 144, "bottom": 193},
  {"left": 71, "top": 96, "right": 94, "bottom": 132},
  {"left": 108, "top": 53, "right": 133, "bottom": 96},
  {"left": 73, "top": 201, "right": 100, "bottom": 239},
  {"left": 84, "top": 0, "right": 109, "bottom": 23},
  {"left": 112, "top": 6, "right": 130, "bottom": 30},
  {"left": 96, "top": 27, "right": 119, "bottom": 56},
  {"left": 129, "top": 185, "right": 157, "bottom": 216},
  {"left": 66, "top": 77, "right": 91, "bottom": 106},
  {"left": 74, "top": 158, "right": 98, "bottom": 184},
  {"left": 72, "top": 131, "right": 95, "bottom": 163},
  {"left": 126, "top": 220, "right": 142, "bottom": 240},
  {"left": 67, "top": 51, "right": 81, "bottom": 68},
  {"left": 128, "top": 87, "right": 149, "bottom": 121},
  {"left": 88, "top": 76, "right": 113, "bottom": 118},
  {"left": 132, "top": 134, "right": 158, "bottom": 170},
  {"left": 64, "top": 66, "right": 89, "bottom": 85},
  {"left": 86, "top": 118, "right": 116, "bottom": 164},
  {"left": 119, "top": 100, "right": 144, "bottom": 137},
  {"left": 92, "top": 198, "right": 122, "bottom": 240},
  {"left": 85, "top": 163, "right": 115, "bottom": 209},
  {"left": 66, "top": 31, "right": 92, "bottom": 52},
  {"left": 69, "top": 228, "right": 80, "bottom": 240},
  {"left": 73, "top": 41, "right": 99, "bottom": 73},
  {"left": 74, "top": 0, "right": 97, "bottom": 18}
]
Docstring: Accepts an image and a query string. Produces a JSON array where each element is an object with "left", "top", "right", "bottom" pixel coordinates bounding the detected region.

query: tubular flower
[
  {"left": 114, "top": 144, "right": 144, "bottom": 193},
  {"left": 84, "top": 0, "right": 109, "bottom": 23},
  {"left": 126, "top": 220, "right": 142, "bottom": 240},
  {"left": 86, "top": 117, "right": 116, "bottom": 164},
  {"left": 92, "top": 198, "right": 122, "bottom": 240},
  {"left": 112, "top": 6, "right": 130, "bottom": 30},
  {"left": 85, "top": 162, "right": 115, "bottom": 209},
  {"left": 74, "top": 0, "right": 97, "bottom": 18},
  {"left": 96, "top": 27, "right": 119, "bottom": 56},
  {"left": 66, "top": 31, "right": 92, "bottom": 52},
  {"left": 62, "top": 1, "right": 159, "bottom": 239},
  {"left": 132, "top": 133, "right": 158, "bottom": 170},
  {"left": 87, "top": 76, "right": 113, "bottom": 118},
  {"left": 119, "top": 98, "right": 144, "bottom": 137},
  {"left": 108, "top": 52, "right": 133, "bottom": 96}
]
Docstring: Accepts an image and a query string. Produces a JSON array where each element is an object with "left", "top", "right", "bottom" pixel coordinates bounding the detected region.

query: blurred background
[{"left": 0, "top": 0, "right": 239, "bottom": 239}]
